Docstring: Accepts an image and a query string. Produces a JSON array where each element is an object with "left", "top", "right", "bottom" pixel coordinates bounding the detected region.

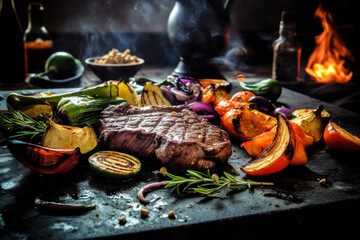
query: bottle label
[{"left": 273, "top": 50, "right": 300, "bottom": 82}]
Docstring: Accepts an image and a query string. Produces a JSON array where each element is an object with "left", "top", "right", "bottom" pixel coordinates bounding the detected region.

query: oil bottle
[
  {"left": 24, "top": 2, "right": 53, "bottom": 76},
  {"left": 272, "top": 11, "right": 301, "bottom": 82}
]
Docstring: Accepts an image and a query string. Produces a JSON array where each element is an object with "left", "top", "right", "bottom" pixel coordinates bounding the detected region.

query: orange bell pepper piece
[
  {"left": 323, "top": 122, "right": 360, "bottom": 152},
  {"left": 242, "top": 114, "right": 296, "bottom": 176},
  {"left": 291, "top": 122, "right": 314, "bottom": 148},
  {"left": 243, "top": 121, "right": 308, "bottom": 168},
  {"left": 201, "top": 87, "right": 216, "bottom": 105}
]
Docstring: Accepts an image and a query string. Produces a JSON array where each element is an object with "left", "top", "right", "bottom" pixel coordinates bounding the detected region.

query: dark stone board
[{"left": 1, "top": 81, "right": 360, "bottom": 239}]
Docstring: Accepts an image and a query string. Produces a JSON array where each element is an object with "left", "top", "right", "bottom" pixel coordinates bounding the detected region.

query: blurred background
[
  {"left": 9, "top": 0, "right": 356, "bottom": 73},
  {"left": 2, "top": 0, "right": 360, "bottom": 112}
]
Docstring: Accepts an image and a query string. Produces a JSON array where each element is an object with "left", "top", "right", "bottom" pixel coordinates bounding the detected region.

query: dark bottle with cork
[
  {"left": 272, "top": 11, "right": 301, "bottom": 82},
  {"left": 24, "top": 2, "right": 53, "bottom": 76}
]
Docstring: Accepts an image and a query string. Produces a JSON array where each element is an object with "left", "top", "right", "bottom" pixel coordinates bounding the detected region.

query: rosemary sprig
[
  {"left": 164, "top": 170, "right": 273, "bottom": 197},
  {"left": 0, "top": 108, "right": 47, "bottom": 142}
]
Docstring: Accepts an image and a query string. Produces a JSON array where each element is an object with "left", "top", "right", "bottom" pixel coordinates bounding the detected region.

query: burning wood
[{"left": 305, "top": 3, "right": 354, "bottom": 83}]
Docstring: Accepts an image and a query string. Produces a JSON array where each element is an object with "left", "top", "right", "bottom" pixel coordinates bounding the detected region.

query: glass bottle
[
  {"left": 272, "top": 11, "right": 301, "bottom": 82},
  {"left": 24, "top": 2, "right": 53, "bottom": 76},
  {"left": 0, "top": 0, "right": 25, "bottom": 83}
]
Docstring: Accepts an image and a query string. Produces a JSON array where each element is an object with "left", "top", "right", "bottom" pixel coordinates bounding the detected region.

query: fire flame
[{"left": 305, "top": 4, "right": 353, "bottom": 83}]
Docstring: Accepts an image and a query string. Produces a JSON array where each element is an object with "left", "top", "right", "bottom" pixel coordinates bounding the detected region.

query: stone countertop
[{"left": 1, "top": 76, "right": 360, "bottom": 239}]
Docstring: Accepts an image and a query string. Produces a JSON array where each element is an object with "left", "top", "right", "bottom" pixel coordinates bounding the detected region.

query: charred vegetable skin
[
  {"left": 141, "top": 82, "right": 172, "bottom": 106},
  {"left": 242, "top": 113, "right": 296, "bottom": 176},
  {"left": 221, "top": 105, "right": 277, "bottom": 140},
  {"left": 57, "top": 96, "right": 126, "bottom": 126},
  {"left": 7, "top": 140, "right": 80, "bottom": 174},
  {"left": 88, "top": 151, "right": 141, "bottom": 179},
  {"left": 35, "top": 197, "right": 96, "bottom": 212},
  {"left": 41, "top": 119, "right": 98, "bottom": 155},
  {"left": 291, "top": 106, "right": 325, "bottom": 143},
  {"left": 324, "top": 122, "right": 360, "bottom": 152},
  {"left": 6, "top": 81, "right": 120, "bottom": 111}
]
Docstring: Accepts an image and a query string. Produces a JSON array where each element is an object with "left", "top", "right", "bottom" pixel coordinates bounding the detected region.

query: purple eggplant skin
[
  {"left": 248, "top": 96, "right": 276, "bottom": 116},
  {"left": 7, "top": 140, "right": 81, "bottom": 175}
]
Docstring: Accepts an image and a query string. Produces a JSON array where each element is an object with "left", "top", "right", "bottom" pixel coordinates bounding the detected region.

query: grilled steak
[{"left": 99, "top": 103, "right": 232, "bottom": 171}]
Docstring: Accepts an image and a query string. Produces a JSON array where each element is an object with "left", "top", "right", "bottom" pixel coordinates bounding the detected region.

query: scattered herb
[
  {"left": 0, "top": 108, "right": 47, "bottom": 142},
  {"left": 164, "top": 170, "right": 274, "bottom": 197},
  {"left": 137, "top": 170, "right": 274, "bottom": 203}
]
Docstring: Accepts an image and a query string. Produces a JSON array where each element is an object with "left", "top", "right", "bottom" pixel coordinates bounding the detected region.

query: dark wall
[{"left": 11, "top": 0, "right": 359, "bottom": 76}]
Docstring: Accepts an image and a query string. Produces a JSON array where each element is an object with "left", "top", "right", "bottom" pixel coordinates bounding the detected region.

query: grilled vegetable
[
  {"left": 293, "top": 108, "right": 331, "bottom": 119},
  {"left": 291, "top": 106, "right": 325, "bottom": 143},
  {"left": 35, "top": 196, "right": 96, "bottom": 212},
  {"left": 248, "top": 96, "right": 276, "bottom": 116},
  {"left": 276, "top": 107, "right": 294, "bottom": 119},
  {"left": 239, "top": 78, "right": 282, "bottom": 101},
  {"left": 117, "top": 82, "right": 141, "bottom": 106},
  {"left": 88, "top": 151, "right": 141, "bottom": 179},
  {"left": 199, "top": 79, "right": 231, "bottom": 92},
  {"left": 57, "top": 96, "right": 125, "bottom": 126},
  {"left": 324, "top": 122, "right": 360, "bottom": 152},
  {"left": 221, "top": 106, "right": 277, "bottom": 140},
  {"left": 243, "top": 123, "right": 308, "bottom": 166},
  {"left": 141, "top": 82, "right": 171, "bottom": 106},
  {"left": 229, "top": 91, "right": 255, "bottom": 103},
  {"left": 41, "top": 119, "right": 98, "bottom": 155},
  {"left": 187, "top": 101, "right": 221, "bottom": 126},
  {"left": 213, "top": 87, "right": 231, "bottom": 106},
  {"left": 242, "top": 113, "right": 296, "bottom": 176},
  {"left": 6, "top": 81, "right": 119, "bottom": 111},
  {"left": 201, "top": 86, "right": 216, "bottom": 105},
  {"left": 7, "top": 140, "right": 80, "bottom": 174}
]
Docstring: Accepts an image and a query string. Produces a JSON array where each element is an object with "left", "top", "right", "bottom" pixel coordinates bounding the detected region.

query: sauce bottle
[
  {"left": 272, "top": 11, "right": 301, "bottom": 82},
  {"left": 0, "top": 0, "right": 25, "bottom": 84},
  {"left": 24, "top": 2, "right": 53, "bottom": 76}
]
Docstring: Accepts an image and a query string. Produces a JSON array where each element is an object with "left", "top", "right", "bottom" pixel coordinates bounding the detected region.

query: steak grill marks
[{"left": 99, "top": 103, "right": 232, "bottom": 171}]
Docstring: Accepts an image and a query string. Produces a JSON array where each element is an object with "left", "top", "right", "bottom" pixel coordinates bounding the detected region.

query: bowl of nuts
[{"left": 85, "top": 49, "right": 144, "bottom": 82}]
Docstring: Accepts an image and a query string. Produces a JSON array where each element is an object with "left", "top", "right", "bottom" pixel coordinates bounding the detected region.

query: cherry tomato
[{"left": 229, "top": 91, "right": 255, "bottom": 103}]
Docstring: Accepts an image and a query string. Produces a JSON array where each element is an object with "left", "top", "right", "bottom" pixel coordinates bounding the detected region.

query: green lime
[{"left": 45, "top": 52, "right": 80, "bottom": 79}]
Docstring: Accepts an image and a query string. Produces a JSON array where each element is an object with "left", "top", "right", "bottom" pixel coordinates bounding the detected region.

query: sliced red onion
[
  {"left": 161, "top": 86, "right": 178, "bottom": 105},
  {"left": 137, "top": 181, "right": 166, "bottom": 204},
  {"left": 170, "top": 87, "right": 193, "bottom": 102},
  {"left": 249, "top": 96, "right": 276, "bottom": 116},
  {"left": 276, "top": 107, "right": 294, "bottom": 119},
  {"left": 187, "top": 101, "right": 221, "bottom": 125}
]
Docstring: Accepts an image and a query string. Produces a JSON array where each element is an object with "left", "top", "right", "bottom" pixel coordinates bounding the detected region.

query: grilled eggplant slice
[
  {"left": 7, "top": 140, "right": 80, "bottom": 174},
  {"left": 242, "top": 113, "right": 296, "bottom": 176},
  {"left": 88, "top": 151, "right": 141, "bottom": 179},
  {"left": 141, "top": 82, "right": 171, "bottom": 106},
  {"left": 41, "top": 119, "right": 98, "bottom": 155}
]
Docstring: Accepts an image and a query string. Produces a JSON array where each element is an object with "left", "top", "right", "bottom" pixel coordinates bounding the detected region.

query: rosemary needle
[
  {"left": 0, "top": 108, "right": 47, "bottom": 142},
  {"left": 164, "top": 170, "right": 274, "bottom": 197}
]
